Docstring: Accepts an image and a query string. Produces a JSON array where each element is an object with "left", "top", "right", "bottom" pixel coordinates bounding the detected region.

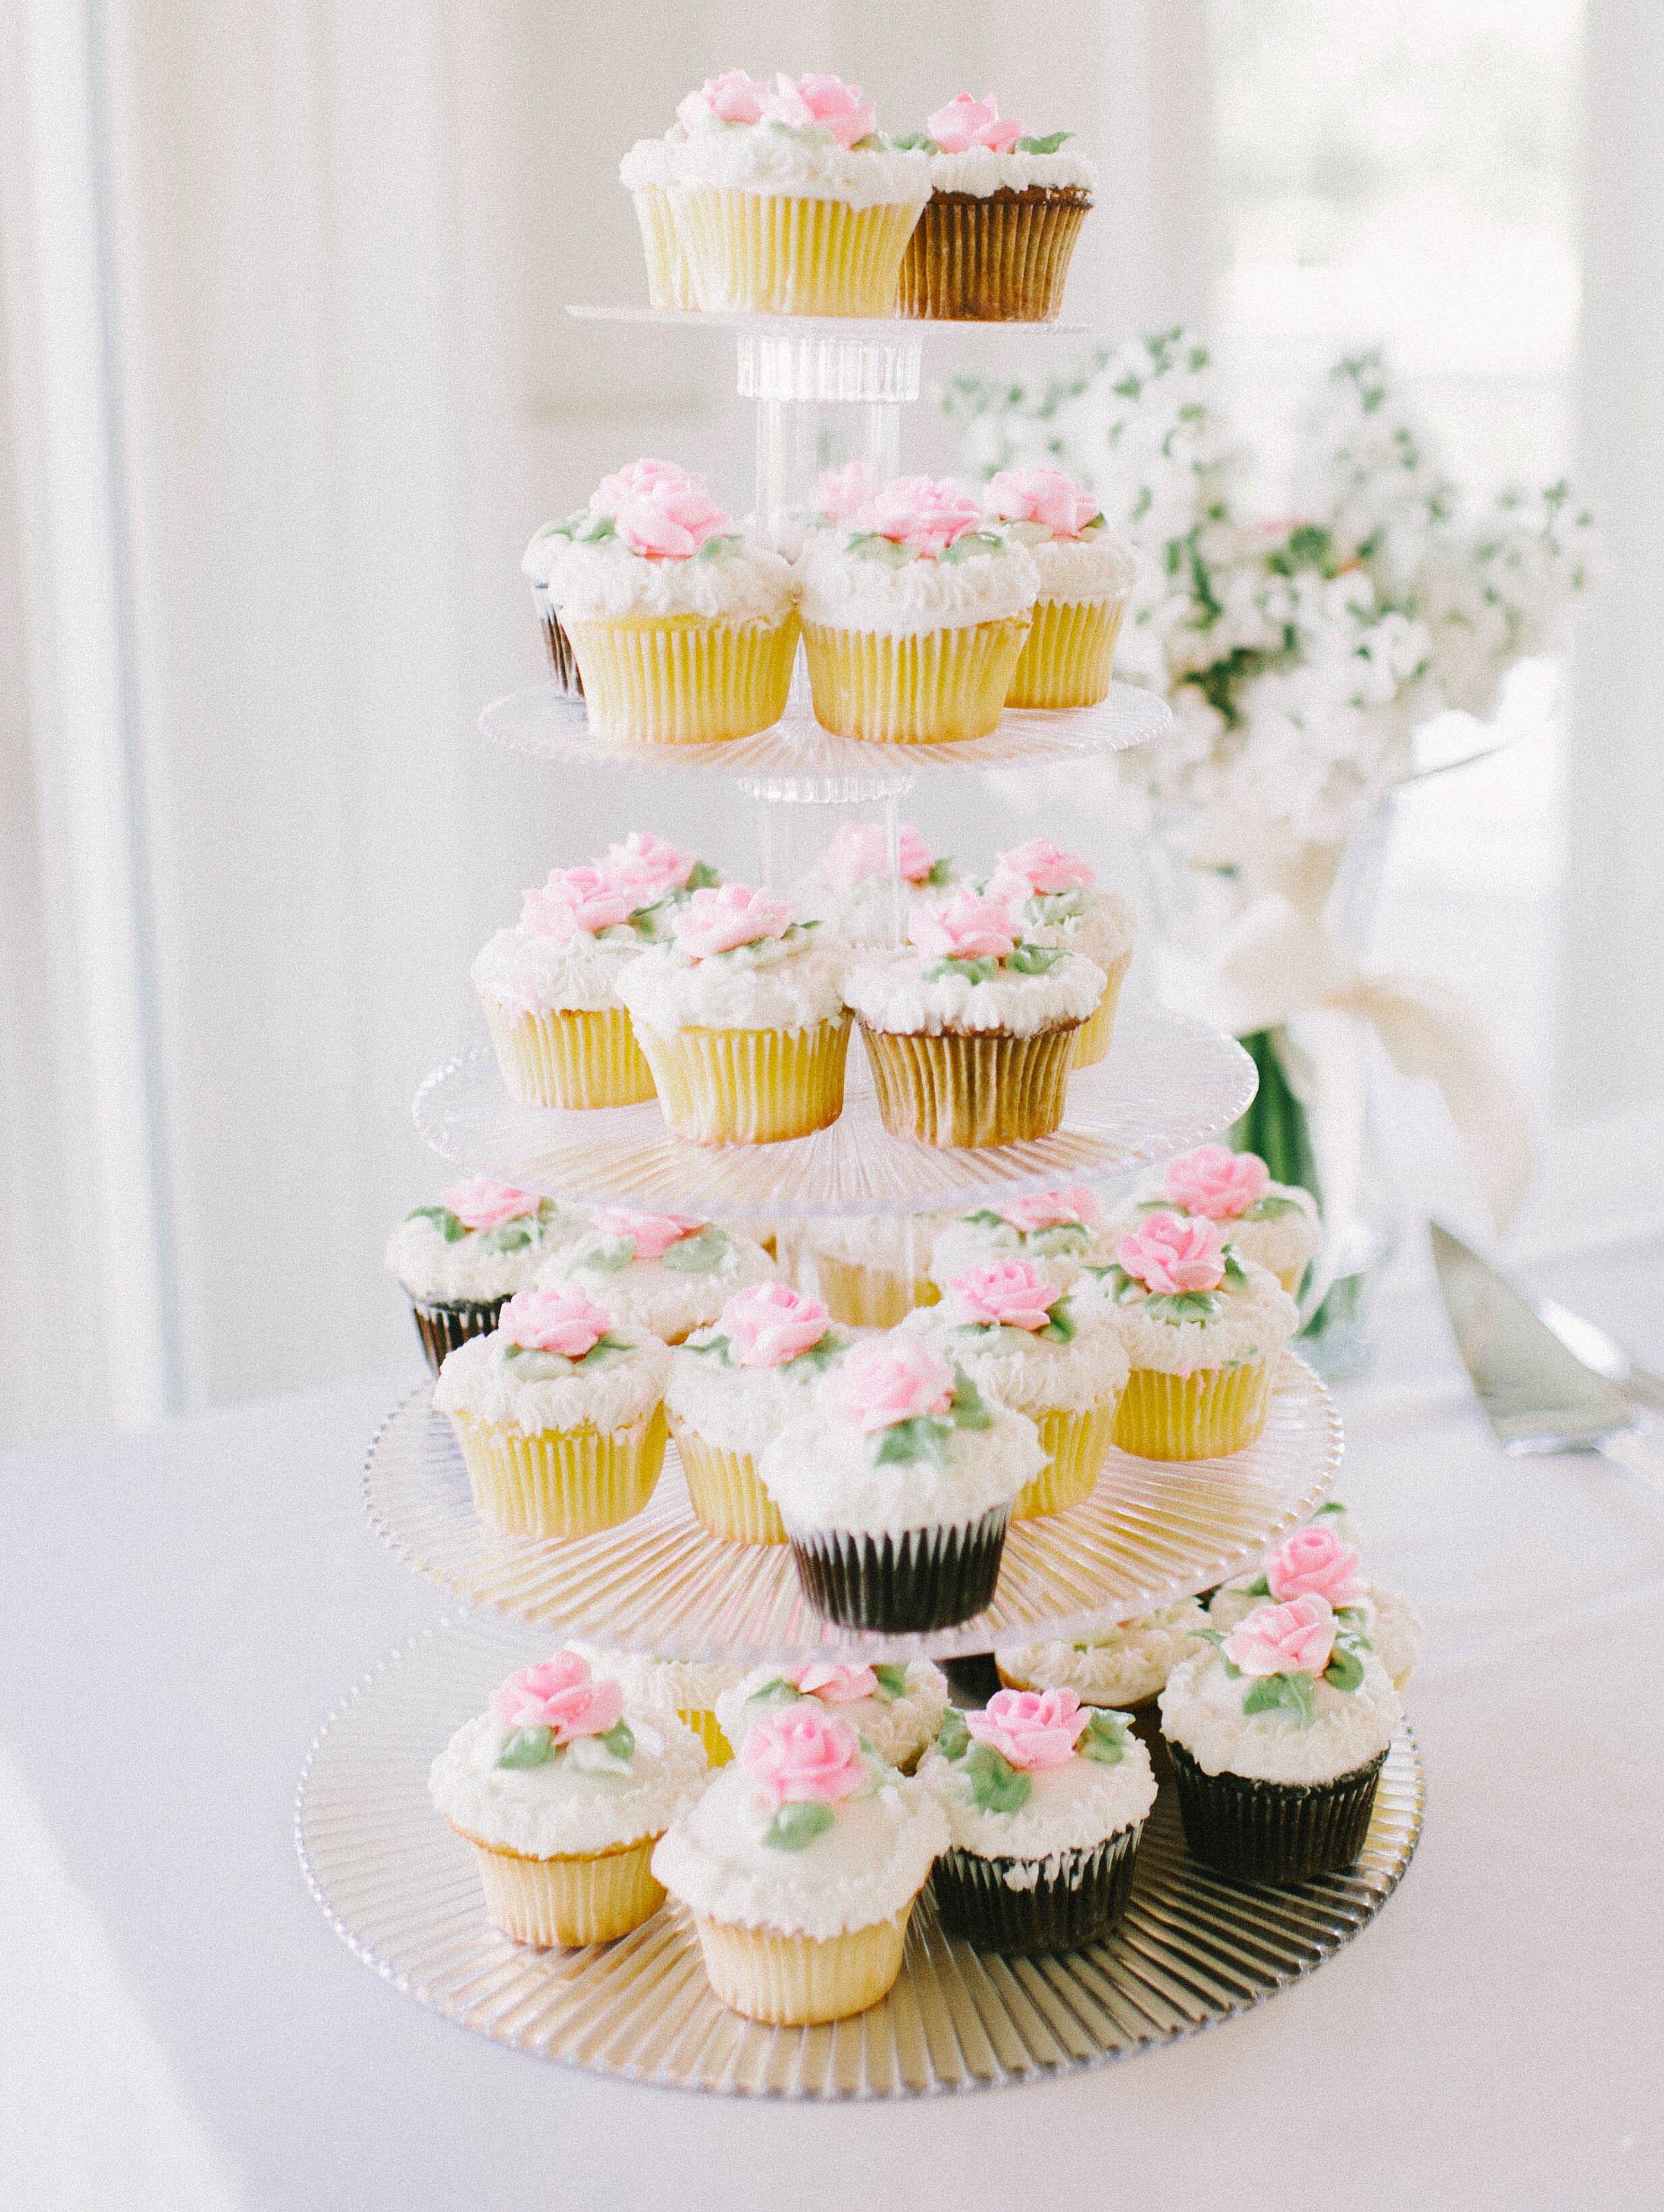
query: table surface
[{"left": 3, "top": 1240, "right": 1662, "bottom": 2212}]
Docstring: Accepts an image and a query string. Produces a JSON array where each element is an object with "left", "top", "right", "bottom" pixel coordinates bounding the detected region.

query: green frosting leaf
[
  {"left": 1030, "top": 889, "right": 1086, "bottom": 924},
  {"left": 480, "top": 1223, "right": 534, "bottom": 1253},
  {"left": 684, "top": 1333, "right": 733, "bottom": 1365},
  {"left": 599, "top": 1718, "right": 636, "bottom": 1762},
  {"left": 1324, "top": 1644, "right": 1364, "bottom": 1693},
  {"left": 762, "top": 1800, "right": 837, "bottom": 1852},
  {"left": 1242, "top": 1572, "right": 1271, "bottom": 1597},
  {"left": 1222, "top": 1246, "right": 1249, "bottom": 1288},
  {"left": 497, "top": 1725, "right": 556, "bottom": 1769},
  {"left": 964, "top": 1742, "right": 1033, "bottom": 1813},
  {"left": 937, "top": 1709, "right": 972, "bottom": 1761},
  {"left": 684, "top": 859, "right": 722, "bottom": 891},
  {"left": 1080, "top": 1709, "right": 1130, "bottom": 1765},
  {"left": 659, "top": 1225, "right": 731, "bottom": 1275},
  {"left": 1038, "top": 1295, "right": 1077, "bottom": 1344},
  {"left": 846, "top": 531, "right": 916, "bottom": 565},
  {"left": 783, "top": 1333, "right": 845, "bottom": 1375},
  {"left": 1242, "top": 1193, "right": 1305, "bottom": 1221},
  {"left": 746, "top": 1677, "right": 806, "bottom": 1707},
  {"left": 874, "top": 1414, "right": 952, "bottom": 1468},
  {"left": 692, "top": 533, "right": 744, "bottom": 562},
  {"left": 924, "top": 859, "right": 955, "bottom": 888},
  {"left": 501, "top": 1344, "right": 572, "bottom": 1380},
  {"left": 576, "top": 512, "right": 617, "bottom": 544},
  {"left": 1028, "top": 1221, "right": 1090, "bottom": 1256},
  {"left": 949, "top": 1366, "right": 995, "bottom": 1431},
  {"left": 580, "top": 1235, "right": 636, "bottom": 1274},
  {"left": 890, "top": 130, "right": 941, "bottom": 153},
  {"left": 1241, "top": 1670, "right": 1316, "bottom": 1727},
  {"left": 872, "top": 1663, "right": 909, "bottom": 1701},
  {"left": 924, "top": 955, "right": 1002, "bottom": 985},
  {"left": 938, "top": 529, "right": 1005, "bottom": 564},
  {"left": 961, "top": 1207, "right": 1012, "bottom": 1232},
  {"left": 1016, "top": 129, "right": 1072, "bottom": 153},
  {"left": 576, "top": 1331, "right": 632, "bottom": 1369},
  {"left": 1142, "top": 1289, "right": 1225, "bottom": 1323},
  {"left": 408, "top": 1205, "right": 467, "bottom": 1243},
  {"left": 1007, "top": 941, "right": 1066, "bottom": 975}
]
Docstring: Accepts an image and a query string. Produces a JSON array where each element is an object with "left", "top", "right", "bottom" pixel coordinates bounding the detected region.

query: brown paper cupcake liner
[
  {"left": 898, "top": 187, "right": 1091, "bottom": 322},
  {"left": 860, "top": 1020, "right": 1081, "bottom": 1146},
  {"left": 409, "top": 1297, "right": 507, "bottom": 1377},
  {"left": 540, "top": 606, "right": 585, "bottom": 698},
  {"left": 931, "top": 1824, "right": 1142, "bottom": 1955},
  {"left": 789, "top": 1507, "right": 1009, "bottom": 1633},
  {"left": 1165, "top": 1741, "right": 1388, "bottom": 1883}
]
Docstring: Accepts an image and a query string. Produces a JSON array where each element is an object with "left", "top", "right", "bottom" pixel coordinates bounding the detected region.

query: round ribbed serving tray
[
  {"left": 413, "top": 1010, "right": 1255, "bottom": 1221},
  {"left": 363, "top": 1352, "right": 1339, "bottom": 1661},
  {"left": 296, "top": 1615, "right": 1422, "bottom": 2098}
]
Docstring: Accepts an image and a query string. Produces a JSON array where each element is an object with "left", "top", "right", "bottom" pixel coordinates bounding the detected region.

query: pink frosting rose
[
  {"left": 589, "top": 458, "right": 700, "bottom": 516},
  {"left": 856, "top": 474, "right": 984, "bottom": 557},
  {"left": 440, "top": 1178, "right": 541, "bottom": 1232},
  {"left": 498, "top": 1284, "right": 613, "bottom": 1358},
  {"left": 825, "top": 1334, "right": 955, "bottom": 1434},
  {"left": 721, "top": 1282, "right": 830, "bottom": 1368},
  {"left": 671, "top": 881, "right": 793, "bottom": 958},
  {"left": 600, "top": 830, "right": 697, "bottom": 904},
  {"left": 989, "top": 837, "right": 1094, "bottom": 898},
  {"left": 792, "top": 1661, "right": 878, "bottom": 1703},
  {"left": 675, "top": 69, "right": 767, "bottom": 132},
  {"left": 758, "top": 72, "right": 876, "bottom": 150},
  {"left": 809, "top": 460, "right": 879, "bottom": 526},
  {"left": 984, "top": 467, "right": 1099, "bottom": 538},
  {"left": 1223, "top": 1593, "right": 1337, "bottom": 1680},
  {"left": 1264, "top": 1526, "right": 1366, "bottom": 1607},
  {"left": 742, "top": 1705, "right": 867, "bottom": 1807},
  {"left": 925, "top": 92, "right": 1026, "bottom": 155},
  {"left": 591, "top": 1207, "right": 704, "bottom": 1262},
  {"left": 966, "top": 1686, "right": 1089, "bottom": 1769},
  {"left": 493, "top": 1651, "right": 624, "bottom": 1741},
  {"left": 522, "top": 864, "right": 640, "bottom": 941},
  {"left": 819, "top": 820, "right": 934, "bottom": 889},
  {"left": 996, "top": 1185, "right": 1101, "bottom": 1234},
  {"left": 1116, "top": 1211, "right": 1227, "bottom": 1296},
  {"left": 1162, "top": 1144, "right": 1271, "bottom": 1221},
  {"left": 614, "top": 481, "right": 729, "bottom": 559},
  {"left": 948, "top": 1258, "right": 1057, "bottom": 1331},
  {"left": 908, "top": 889, "right": 1018, "bottom": 963}
]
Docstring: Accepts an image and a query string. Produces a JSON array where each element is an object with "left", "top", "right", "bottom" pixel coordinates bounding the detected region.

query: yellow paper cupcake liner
[
  {"left": 1006, "top": 595, "right": 1127, "bottom": 709},
  {"left": 860, "top": 1020, "right": 1080, "bottom": 1147},
  {"left": 482, "top": 997, "right": 656, "bottom": 1109},
  {"left": 1112, "top": 1359, "right": 1275, "bottom": 1462},
  {"left": 1070, "top": 949, "right": 1132, "bottom": 1070},
  {"left": 802, "top": 617, "right": 1031, "bottom": 743},
  {"left": 669, "top": 1420, "right": 788, "bottom": 1545},
  {"left": 631, "top": 186, "right": 697, "bottom": 310},
  {"left": 897, "top": 188, "right": 1092, "bottom": 322},
  {"left": 465, "top": 1832, "right": 665, "bottom": 1947},
  {"left": 692, "top": 1908, "right": 912, "bottom": 2024},
  {"left": 636, "top": 1015, "right": 852, "bottom": 1145},
  {"left": 676, "top": 1706, "right": 734, "bottom": 1767},
  {"left": 1014, "top": 1402, "right": 1118, "bottom": 1519},
  {"left": 563, "top": 612, "right": 798, "bottom": 745},
  {"left": 671, "top": 188, "right": 921, "bottom": 316},
  {"left": 449, "top": 1406, "right": 668, "bottom": 1537},
  {"left": 810, "top": 1252, "right": 941, "bottom": 1329}
]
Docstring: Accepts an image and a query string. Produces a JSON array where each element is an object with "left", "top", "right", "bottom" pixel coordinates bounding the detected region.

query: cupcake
[
  {"left": 1159, "top": 1593, "right": 1402, "bottom": 1881},
  {"left": 619, "top": 124, "right": 696, "bottom": 309},
  {"left": 1085, "top": 1213, "right": 1298, "bottom": 1460},
  {"left": 798, "top": 478, "right": 1038, "bottom": 742},
  {"left": 785, "top": 1210, "right": 949, "bottom": 1328},
  {"left": 920, "top": 1689, "right": 1155, "bottom": 1954},
  {"left": 985, "top": 839, "right": 1135, "bottom": 1068},
  {"left": 843, "top": 890, "right": 1102, "bottom": 1147},
  {"left": 540, "top": 1208, "right": 774, "bottom": 1346},
  {"left": 1111, "top": 1145, "right": 1322, "bottom": 1296},
  {"left": 667, "top": 1283, "right": 858, "bottom": 1544},
  {"left": 788, "top": 459, "right": 882, "bottom": 557},
  {"left": 716, "top": 1656, "right": 949, "bottom": 1776},
  {"left": 433, "top": 1285, "right": 671, "bottom": 1537},
  {"left": 564, "top": 1645, "right": 747, "bottom": 1769},
  {"left": 613, "top": 883, "right": 851, "bottom": 1144},
  {"left": 896, "top": 94, "right": 1096, "bottom": 322},
  {"left": 520, "top": 522, "right": 585, "bottom": 696},
  {"left": 542, "top": 461, "right": 798, "bottom": 744},
  {"left": 386, "top": 1178, "right": 589, "bottom": 1373},
  {"left": 760, "top": 1333, "right": 1043, "bottom": 1632},
  {"left": 982, "top": 470, "right": 1136, "bottom": 707},
  {"left": 652, "top": 1704, "right": 947, "bottom": 2023},
  {"left": 668, "top": 72, "right": 929, "bottom": 316},
  {"left": 797, "top": 819, "right": 959, "bottom": 950},
  {"left": 902, "top": 1259, "right": 1128, "bottom": 1518},
  {"left": 995, "top": 1601, "right": 1209, "bottom": 1709},
  {"left": 430, "top": 1651, "right": 706, "bottom": 1946},
  {"left": 1207, "top": 1523, "right": 1422, "bottom": 1692},
  {"left": 928, "top": 1184, "right": 1113, "bottom": 1298}
]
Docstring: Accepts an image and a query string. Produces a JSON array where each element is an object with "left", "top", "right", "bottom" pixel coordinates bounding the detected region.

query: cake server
[{"left": 1429, "top": 1221, "right": 1664, "bottom": 1493}]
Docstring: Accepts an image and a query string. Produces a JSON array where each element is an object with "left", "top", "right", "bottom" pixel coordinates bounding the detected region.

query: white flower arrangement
[{"left": 943, "top": 330, "right": 1596, "bottom": 850}]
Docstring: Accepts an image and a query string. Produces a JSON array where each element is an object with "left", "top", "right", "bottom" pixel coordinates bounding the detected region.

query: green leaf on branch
[
  {"left": 497, "top": 1725, "right": 556, "bottom": 1769},
  {"left": 964, "top": 1742, "right": 1032, "bottom": 1813}
]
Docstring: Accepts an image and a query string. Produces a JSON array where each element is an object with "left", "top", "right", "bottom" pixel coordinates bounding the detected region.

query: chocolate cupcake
[{"left": 385, "top": 1179, "right": 588, "bottom": 1375}]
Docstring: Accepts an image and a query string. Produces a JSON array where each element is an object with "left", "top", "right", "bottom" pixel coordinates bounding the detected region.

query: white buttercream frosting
[
  {"left": 995, "top": 1601, "right": 1208, "bottom": 1707},
  {"left": 671, "top": 123, "right": 931, "bottom": 209},
  {"left": 796, "top": 533, "right": 1038, "bottom": 637},
  {"left": 650, "top": 1761, "right": 947, "bottom": 1938},
  {"left": 798, "top": 866, "right": 960, "bottom": 950},
  {"left": 543, "top": 532, "right": 797, "bottom": 626},
  {"left": 993, "top": 885, "right": 1135, "bottom": 974},
  {"left": 385, "top": 1200, "right": 590, "bottom": 1305},
  {"left": 1109, "top": 1180, "right": 1322, "bottom": 1285},
  {"left": 918, "top": 1727, "right": 1155, "bottom": 1862},
  {"left": 666, "top": 1322, "right": 860, "bottom": 1456},
  {"left": 539, "top": 1226, "right": 775, "bottom": 1346},
  {"left": 897, "top": 1301, "right": 1129, "bottom": 1418},
  {"left": 1023, "top": 531, "right": 1137, "bottom": 606},
  {"left": 472, "top": 921, "right": 648, "bottom": 1018},
  {"left": 429, "top": 1704, "right": 706, "bottom": 1858},
  {"left": 925, "top": 147, "right": 1097, "bottom": 198},
  {"left": 619, "top": 136, "right": 677, "bottom": 192},
  {"left": 1209, "top": 1581, "right": 1422, "bottom": 1690},
  {"left": 760, "top": 1397, "right": 1043, "bottom": 1539},
  {"left": 842, "top": 945, "right": 1103, "bottom": 1036},
  {"left": 928, "top": 1209, "right": 1115, "bottom": 1296},
  {"left": 564, "top": 1644, "right": 746, "bottom": 1720},
  {"left": 1159, "top": 1642, "right": 1401, "bottom": 1786},
  {"left": 1076, "top": 1256, "right": 1298, "bottom": 1377},
  {"left": 715, "top": 1663, "right": 948, "bottom": 1775},
  {"left": 614, "top": 931, "right": 847, "bottom": 1035},
  {"left": 433, "top": 1324, "right": 670, "bottom": 1437}
]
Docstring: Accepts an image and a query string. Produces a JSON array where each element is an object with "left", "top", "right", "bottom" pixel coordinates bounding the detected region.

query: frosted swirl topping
[
  {"left": 543, "top": 1219, "right": 774, "bottom": 1346},
  {"left": 614, "top": 912, "right": 845, "bottom": 1035},
  {"left": 927, "top": 1188, "right": 1112, "bottom": 1296},
  {"left": 796, "top": 494, "right": 1040, "bottom": 636},
  {"left": 543, "top": 522, "right": 796, "bottom": 624},
  {"left": 563, "top": 1643, "right": 746, "bottom": 1723},
  {"left": 385, "top": 1186, "right": 582, "bottom": 1304},
  {"left": 1113, "top": 1163, "right": 1320, "bottom": 1282},
  {"left": 1118, "top": 1212, "right": 1227, "bottom": 1295},
  {"left": 995, "top": 1601, "right": 1208, "bottom": 1708},
  {"left": 901, "top": 95, "right": 1097, "bottom": 189},
  {"left": 670, "top": 117, "right": 930, "bottom": 209},
  {"left": 904, "top": 1281, "right": 1128, "bottom": 1419},
  {"left": 1074, "top": 1248, "right": 1297, "bottom": 1376},
  {"left": 841, "top": 939, "right": 1103, "bottom": 1036},
  {"left": 618, "top": 135, "right": 678, "bottom": 193},
  {"left": 717, "top": 1659, "right": 947, "bottom": 1775},
  {"left": 919, "top": 1691, "right": 1157, "bottom": 1860},
  {"left": 1161, "top": 1621, "right": 1401, "bottom": 1786},
  {"left": 433, "top": 1317, "right": 669, "bottom": 1437},
  {"left": 669, "top": 1308, "right": 855, "bottom": 1458}
]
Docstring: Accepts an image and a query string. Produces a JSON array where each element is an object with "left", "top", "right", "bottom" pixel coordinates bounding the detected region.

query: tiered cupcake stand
[{"left": 296, "top": 310, "right": 1422, "bottom": 2097}]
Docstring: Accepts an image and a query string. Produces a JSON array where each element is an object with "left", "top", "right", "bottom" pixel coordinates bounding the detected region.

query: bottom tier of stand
[{"left": 296, "top": 1615, "right": 1424, "bottom": 2100}]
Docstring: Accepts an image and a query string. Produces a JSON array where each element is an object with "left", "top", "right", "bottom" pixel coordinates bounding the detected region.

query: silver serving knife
[{"left": 1429, "top": 1222, "right": 1663, "bottom": 1494}]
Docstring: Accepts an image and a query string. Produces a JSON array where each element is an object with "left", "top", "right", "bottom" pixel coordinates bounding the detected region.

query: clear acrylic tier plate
[
  {"left": 363, "top": 1354, "right": 1339, "bottom": 1662},
  {"left": 296, "top": 1615, "right": 1423, "bottom": 2098},
  {"left": 413, "top": 1010, "right": 1255, "bottom": 1221}
]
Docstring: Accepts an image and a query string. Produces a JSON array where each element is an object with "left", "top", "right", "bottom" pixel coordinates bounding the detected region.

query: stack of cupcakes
[{"left": 1108, "top": 1144, "right": 1323, "bottom": 1296}]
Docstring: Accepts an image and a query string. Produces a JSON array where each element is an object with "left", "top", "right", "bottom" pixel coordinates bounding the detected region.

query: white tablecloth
[{"left": 3, "top": 1242, "right": 1662, "bottom": 2212}]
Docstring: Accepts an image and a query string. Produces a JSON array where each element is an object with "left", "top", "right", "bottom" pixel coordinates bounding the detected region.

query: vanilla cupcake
[
  {"left": 543, "top": 461, "right": 797, "bottom": 744},
  {"left": 540, "top": 1209, "right": 774, "bottom": 1346},
  {"left": 565, "top": 1645, "right": 747, "bottom": 1770},
  {"left": 652, "top": 1705, "right": 947, "bottom": 2023},
  {"left": 798, "top": 478, "right": 1038, "bottom": 742},
  {"left": 984, "top": 839, "right": 1135, "bottom": 1067},
  {"left": 897, "top": 94, "right": 1096, "bottom": 322},
  {"left": 433, "top": 1285, "right": 671, "bottom": 1537},
  {"left": 1160, "top": 1595, "right": 1402, "bottom": 1881},
  {"left": 431, "top": 1651, "right": 706, "bottom": 1945},
  {"left": 843, "top": 889, "right": 1102, "bottom": 1147},
  {"left": 1111, "top": 1145, "right": 1321, "bottom": 1296},
  {"left": 386, "top": 1178, "right": 590, "bottom": 1373},
  {"left": 760, "top": 1333, "right": 1043, "bottom": 1632},
  {"left": 982, "top": 470, "right": 1136, "bottom": 706},
  {"left": 667, "top": 1283, "right": 858, "bottom": 1544},
  {"left": 1207, "top": 1523, "right": 1422, "bottom": 1692},
  {"left": 785, "top": 1211, "right": 949, "bottom": 1328},
  {"left": 717, "top": 1657, "right": 948, "bottom": 1776},
  {"left": 614, "top": 884, "right": 850, "bottom": 1144},
  {"left": 797, "top": 819, "right": 960, "bottom": 950},
  {"left": 928, "top": 1184, "right": 1113, "bottom": 1297},
  {"left": 995, "top": 1601, "right": 1209, "bottom": 1709},
  {"left": 667, "top": 72, "right": 928, "bottom": 316},
  {"left": 902, "top": 1259, "right": 1127, "bottom": 1518},
  {"left": 619, "top": 128, "right": 695, "bottom": 309},
  {"left": 920, "top": 1690, "right": 1155, "bottom": 1954}
]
